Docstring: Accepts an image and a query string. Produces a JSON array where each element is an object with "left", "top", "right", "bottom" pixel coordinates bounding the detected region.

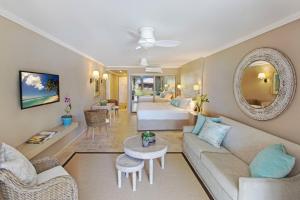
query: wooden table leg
[
  {"left": 161, "top": 155, "right": 165, "bottom": 169},
  {"left": 118, "top": 170, "right": 121, "bottom": 188},
  {"left": 138, "top": 169, "right": 142, "bottom": 182},
  {"left": 149, "top": 159, "right": 153, "bottom": 184},
  {"left": 132, "top": 172, "right": 136, "bottom": 191}
]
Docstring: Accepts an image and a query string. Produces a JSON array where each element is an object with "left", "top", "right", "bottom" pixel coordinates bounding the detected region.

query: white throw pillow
[
  {"left": 0, "top": 143, "right": 37, "bottom": 185},
  {"left": 198, "top": 120, "right": 231, "bottom": 148},
  {"left": 179, "top": 98, "right": 192, "bottom": 109}
]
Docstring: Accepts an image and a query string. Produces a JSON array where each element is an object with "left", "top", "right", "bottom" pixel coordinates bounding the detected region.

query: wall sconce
[
  {"left": 102, "top": 73, "right": 109, "bottom": 80},
  {"left": 193, "top": 84, "right": 200, "bottom": 91},
  {"left": 90, "top": 70, "right": 100, "bottom": 83},
  {"left": 193, "top": 84, "right": 200, "bottom": 95},
  {"left": 258, "top": 72, "right": 268, "bottom": 83},
  {"left": 177, "top": 84, "right": 182, "bottom": 90}
]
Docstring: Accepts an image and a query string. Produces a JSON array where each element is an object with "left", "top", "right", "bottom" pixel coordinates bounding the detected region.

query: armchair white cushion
[
  {"left": 0, "top": 143, "right": 37, "bottom": 185},
  {"left": 0, "top": 156, "right": 78, "bottom": 200}
]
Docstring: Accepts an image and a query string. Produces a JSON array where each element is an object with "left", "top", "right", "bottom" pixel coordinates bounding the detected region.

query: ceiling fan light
[{"left": 140, "top": 58, "right": 149, "bottom": 66}]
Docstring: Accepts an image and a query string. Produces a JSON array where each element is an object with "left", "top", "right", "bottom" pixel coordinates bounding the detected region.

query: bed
[{"left": 137, "top": 101, "right": 193, "bottom": 131}]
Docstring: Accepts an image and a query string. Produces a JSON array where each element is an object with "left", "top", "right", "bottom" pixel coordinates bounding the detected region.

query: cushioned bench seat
[
  {"left": 184, "top": 132, "right": 230, "bottom": 159},
  {"left": 201, "top": 152, "right": 249, "bottom": 200}
]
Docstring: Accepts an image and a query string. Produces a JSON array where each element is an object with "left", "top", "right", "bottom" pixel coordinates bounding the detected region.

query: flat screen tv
[{"left": 19, "top": 71, "right": 60, "bottom": 109}]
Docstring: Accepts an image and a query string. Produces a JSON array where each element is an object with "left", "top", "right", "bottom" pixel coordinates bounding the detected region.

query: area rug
[{"left": 64, "top": 153, "right": 211, "bottom": 200}]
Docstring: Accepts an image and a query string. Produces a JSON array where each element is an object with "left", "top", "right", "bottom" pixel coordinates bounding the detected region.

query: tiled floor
[{"left": 57, "top": 110, "right": 183, "bottom": 163}]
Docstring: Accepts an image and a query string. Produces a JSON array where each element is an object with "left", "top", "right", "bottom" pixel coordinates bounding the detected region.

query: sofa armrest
[
  {"left": 31, "top": 157, "right": 60, "bottom": 173},
  {"left": 183, "top": 126, "right": 194, "bottom": 133},
  {"left": 238, "top": 175, "right": 300, "bottom": 200}
]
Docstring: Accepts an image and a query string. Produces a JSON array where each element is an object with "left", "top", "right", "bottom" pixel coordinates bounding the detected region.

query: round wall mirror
[{"left": 234, "top": 48, "right": 296, "bottom": 120}]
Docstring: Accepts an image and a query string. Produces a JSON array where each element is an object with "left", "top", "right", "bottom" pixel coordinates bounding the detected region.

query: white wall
[
  {"left": 181, "top": 19, "right": 300, "bottom": 145},
  {"left": 0, "top": 16, "right": 105, "bottom": 147}
]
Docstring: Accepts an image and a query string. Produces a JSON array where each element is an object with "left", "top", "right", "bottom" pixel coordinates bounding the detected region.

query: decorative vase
[
  {"left": 142, "top": 137, "right": 150, "bottom": 147},
  {"left": 62, "top": 115, "right": 72, "bottom": 127}
]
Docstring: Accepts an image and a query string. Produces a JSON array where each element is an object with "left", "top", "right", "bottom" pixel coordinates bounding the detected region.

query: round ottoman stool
[{"left": 116, "top": 154, "right": 144, "bottom": 191}]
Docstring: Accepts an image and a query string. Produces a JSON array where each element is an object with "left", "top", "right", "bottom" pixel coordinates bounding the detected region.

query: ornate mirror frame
[{"left": 234, "top": 48, "right": 296, "bottom": 120}]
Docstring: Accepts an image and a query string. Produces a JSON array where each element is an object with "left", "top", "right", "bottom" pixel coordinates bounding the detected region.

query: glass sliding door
[
  {"left": 131, "top": 75, "right": 154, "bottom": 112},
  {"left": 131, "top": 76, "right": 142, "bottom": 112},
  {"left": 131, "top": 75, "right": 176, "bottom": 112}
]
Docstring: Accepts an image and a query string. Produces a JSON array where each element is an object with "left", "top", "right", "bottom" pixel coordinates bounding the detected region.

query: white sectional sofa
[{"left": 183, "top": 116, "right": 300, "bottom": 200}]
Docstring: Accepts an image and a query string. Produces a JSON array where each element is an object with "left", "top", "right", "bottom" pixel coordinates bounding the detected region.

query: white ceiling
[{"left": 1, "top": 0, "right": 300, "bottom": 67}]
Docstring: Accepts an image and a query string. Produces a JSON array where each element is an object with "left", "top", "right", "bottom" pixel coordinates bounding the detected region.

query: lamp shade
[
  {"left": 92, "top": 70, "right": 100, "bottom": 80},
  {"left": 258, "top": 72, "right": 266, "bottom": 80},
  {"left": 177, "top": 84, "right": 182, "bottom": 89},
  {"left": 102, "top": 73, "right": 109, "bottom": 80},
  {"left": 193, "top": 84, "right": 200, "bottom": 91}
]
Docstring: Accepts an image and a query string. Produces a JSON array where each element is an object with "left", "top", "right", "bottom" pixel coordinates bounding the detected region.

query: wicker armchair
[{"left": 0, "top": 157, "right": 78, "bottom": 200}]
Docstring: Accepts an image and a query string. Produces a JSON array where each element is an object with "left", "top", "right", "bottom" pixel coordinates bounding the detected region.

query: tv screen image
[{"left": 20, "top": 71, "right": 60, "bottom": 109}]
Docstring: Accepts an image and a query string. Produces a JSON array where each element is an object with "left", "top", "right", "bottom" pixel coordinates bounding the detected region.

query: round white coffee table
[{"left": 124, "top": 135, "right": 168, "bottom": 184}]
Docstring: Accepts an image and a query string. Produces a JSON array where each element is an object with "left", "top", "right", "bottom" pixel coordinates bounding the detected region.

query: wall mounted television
[{"left": 19, "top": 71, "right": 60, "bottom": 109}]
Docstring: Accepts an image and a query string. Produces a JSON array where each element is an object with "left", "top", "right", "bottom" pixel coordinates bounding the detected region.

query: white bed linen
[{"left": 137, "top": 102, "right": 190, "bottom": 120}]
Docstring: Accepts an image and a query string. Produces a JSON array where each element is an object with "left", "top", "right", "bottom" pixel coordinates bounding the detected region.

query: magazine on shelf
[{"left": 26, "top": 131, "right": 57, "bottom": 144}]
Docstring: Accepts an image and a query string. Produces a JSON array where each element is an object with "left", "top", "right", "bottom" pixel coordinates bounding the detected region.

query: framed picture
[
  {"left": 272, "top": 73, "right": 280, "bottom": 95},
  {"left": 94, "top": 79, "right": 100, "bottom": 96}
]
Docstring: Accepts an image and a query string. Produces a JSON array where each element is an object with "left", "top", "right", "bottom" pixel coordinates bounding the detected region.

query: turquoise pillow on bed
[
  {"left": 192, "top": 114, "right": 222, "bottom": 135},
  {"left": 249, "top": 144, "right": 295, "bottom": 178},
  {"left": 170, "top": 99, "right": 180, "bottom": 107}
]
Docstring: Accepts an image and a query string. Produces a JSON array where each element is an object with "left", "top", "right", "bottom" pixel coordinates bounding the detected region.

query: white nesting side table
[
  {"left": 124, "top": 135, "right": 168, "bottom": 184},
  {"left": 116, "top": 154, "right": 144, "bottom": 191}
]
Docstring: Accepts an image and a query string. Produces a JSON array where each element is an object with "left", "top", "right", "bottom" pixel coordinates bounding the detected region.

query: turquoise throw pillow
[
  {"left": 192, "top": 114, "right": 222, "bottom": 135},
  {"left": 192, "top": 115, "right": 206, "bottom": 134},
  {"left": 249, "top": 144, "right": 295, "bottom": 178},
  {"left": 198, "top": 120, "right": 231, "bottom": 148},
  {"left": 170, "top": 99, "right": 175, "bottom": 106}
]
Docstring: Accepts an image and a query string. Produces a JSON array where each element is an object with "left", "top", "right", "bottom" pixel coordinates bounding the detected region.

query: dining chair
[
  {"left": 84, "top": 109, "right": 109, "bottom": 140},
  {"left": 107, "top": 99, "right": 119, "bottom": 116}
]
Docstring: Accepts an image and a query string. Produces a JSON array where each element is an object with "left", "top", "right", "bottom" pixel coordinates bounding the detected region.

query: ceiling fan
[{"left": 135, "top": 27, "right": 181, "bottom": 50}]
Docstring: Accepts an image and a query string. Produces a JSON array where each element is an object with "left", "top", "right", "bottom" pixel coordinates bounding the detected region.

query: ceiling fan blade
[{"left": 155, "top": 40, "right": 181, "bottom": 47}]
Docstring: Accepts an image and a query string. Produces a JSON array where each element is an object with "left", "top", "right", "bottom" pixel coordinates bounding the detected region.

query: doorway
[{"left": 107, "top": 70, "right": 128, "bottom": 110}]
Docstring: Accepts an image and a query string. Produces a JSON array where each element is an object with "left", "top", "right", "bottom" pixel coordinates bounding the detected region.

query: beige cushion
[
  {"left": 183, "top": 126, "right": 195, "bottom": 133},
  {"left": 184, "top": 133, "right": 230, "bottom": 159},
  {"left": 0, "top": 143, "right": 37, "bottom": 185},
  {"left": 37, "top": 166, "right": 69, "bottom": 184},
  {"left": 201, "top": 152, "right": 250, "bottom": 200}
]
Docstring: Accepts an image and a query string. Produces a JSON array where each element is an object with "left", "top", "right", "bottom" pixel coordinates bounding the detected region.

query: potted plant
[
  {"left": 142, "top": 131, "right": 156, "bottom": 147},
  {"left": 62, "top": 97, "right": 72, "bottom": 127},
  {"left": 100, "top": 99, "right": 108, "bottom": 106},
  {"left": 194, "top": 94, "right": 209, "bottom": 114}
]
